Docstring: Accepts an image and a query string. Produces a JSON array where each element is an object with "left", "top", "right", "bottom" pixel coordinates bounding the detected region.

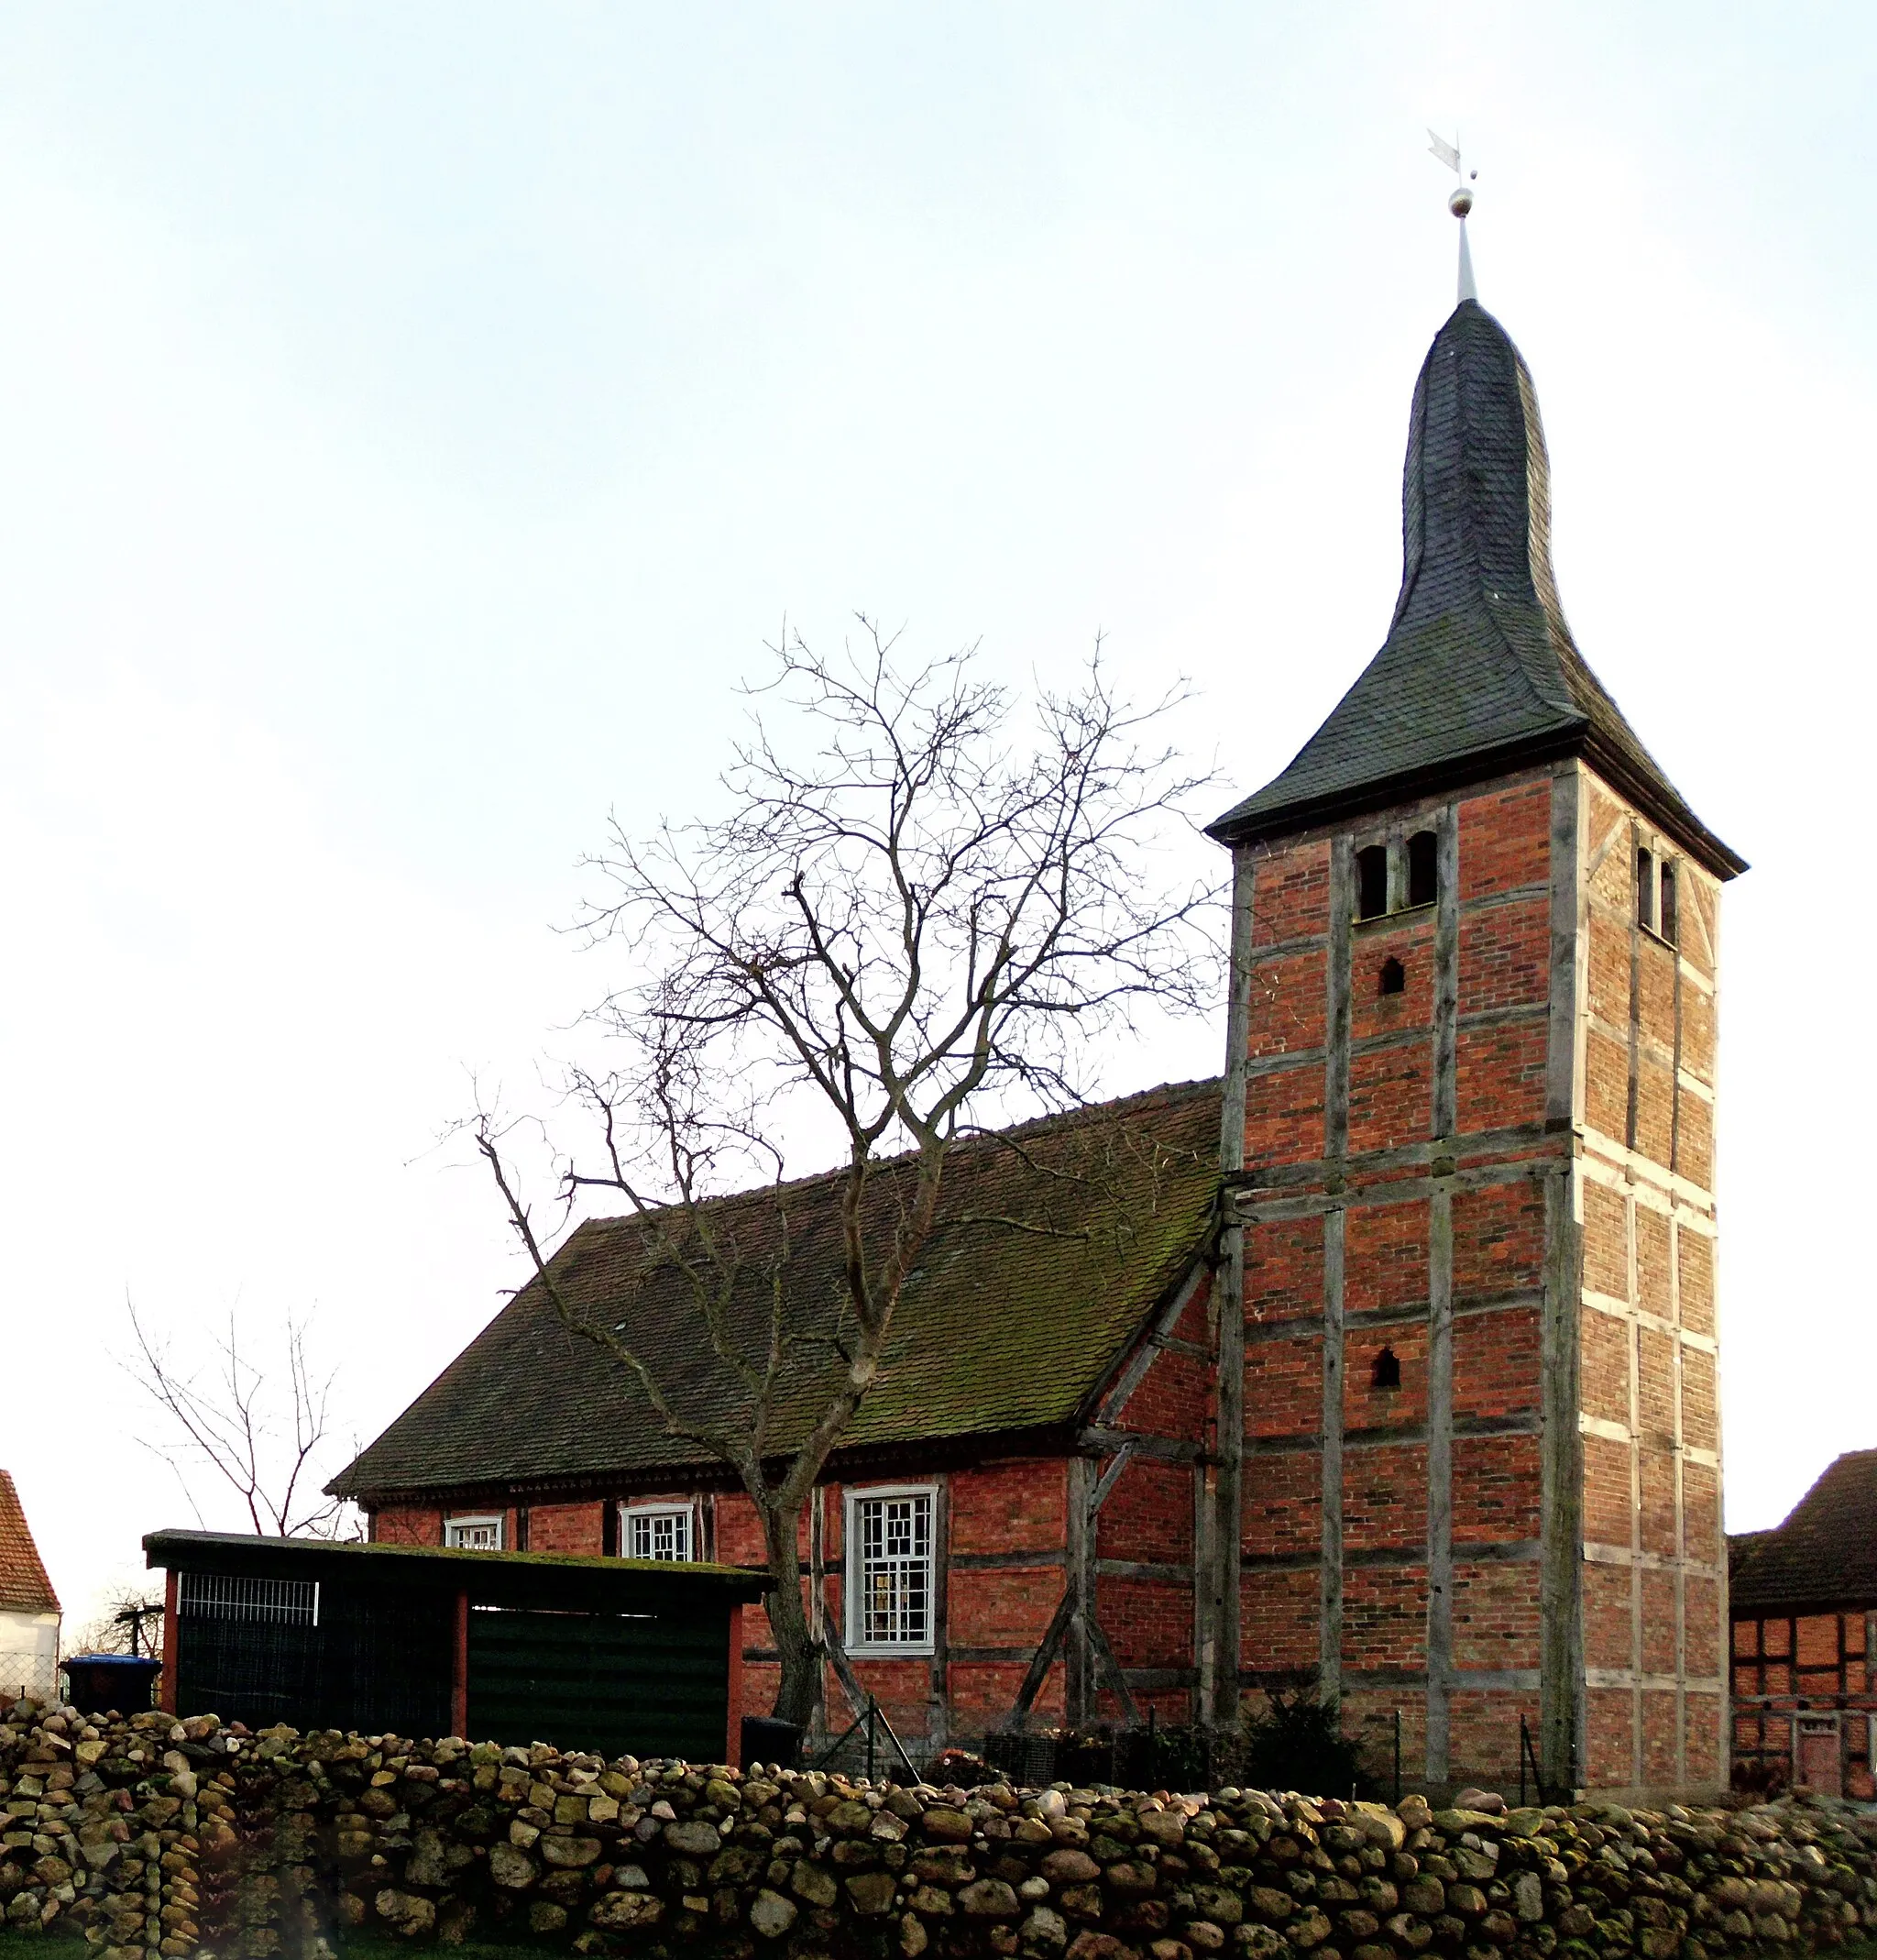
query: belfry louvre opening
[{"left": 146, "top": 1528, "right": 764, "bottom": 1762}]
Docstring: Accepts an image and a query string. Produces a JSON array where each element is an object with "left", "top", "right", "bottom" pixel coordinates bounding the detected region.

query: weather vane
[{"left": 1427, "top": 129, "right": 1479, "bottom": 304}]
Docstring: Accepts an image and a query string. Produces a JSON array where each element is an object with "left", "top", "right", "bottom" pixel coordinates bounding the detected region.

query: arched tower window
[
  {"left": 1659, "top": 863, "right": 1679, "bottom": 945},
  {"left": 1372, "top": 1347, "right": 1401, "bottom": 1391},
  {"left": 1356, "top": 845, "right": 1389, "bottom": 919},
  {"left": 1378, "top": 957, "right": 1405, "bottom": 997},
  {"left": 1636, "top": 847, "right": 1656, "bottom": 931},
  {"left": 1407, "top": 830, "right": 1438, "bottom": 907}
]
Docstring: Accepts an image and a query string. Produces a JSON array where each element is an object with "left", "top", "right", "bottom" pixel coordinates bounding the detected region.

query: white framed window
[
  {"left": 621, "top": 1503, "right": 695, "bottom": 1562},
  {"left": 445, "top": 1514, "right": 504, "bottom": 1551},
  {"left": 845, "top": 1484, "right": 937, "bottom": 1654}
]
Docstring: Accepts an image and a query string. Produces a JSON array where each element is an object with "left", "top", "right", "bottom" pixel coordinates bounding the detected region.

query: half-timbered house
[
  {"left": 336, "top": 1080, "right": 1227, "bottom": 1753},
  {"left": 1730, "top": 1450, "right": 1877, "bottom": 1799}
]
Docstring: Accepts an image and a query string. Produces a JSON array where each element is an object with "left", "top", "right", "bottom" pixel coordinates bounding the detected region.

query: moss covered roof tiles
[{"left": 334, "top": 1078, "right": 1223, "bottom": 1502}]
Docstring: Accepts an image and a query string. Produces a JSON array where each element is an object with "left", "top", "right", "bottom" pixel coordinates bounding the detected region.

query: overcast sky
[{"left": 4, "top": 4, "right": 1872, "bottom": 1630}]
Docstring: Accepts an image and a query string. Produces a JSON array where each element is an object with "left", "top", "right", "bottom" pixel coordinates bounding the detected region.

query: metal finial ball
[{"left": 1448, "top": 185, "right": 1475, "bottom": 218}]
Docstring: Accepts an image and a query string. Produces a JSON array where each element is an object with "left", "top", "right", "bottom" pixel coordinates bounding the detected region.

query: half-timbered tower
[{"left": 1205, "top": 296, "right": 1745, "bottom": 1799}]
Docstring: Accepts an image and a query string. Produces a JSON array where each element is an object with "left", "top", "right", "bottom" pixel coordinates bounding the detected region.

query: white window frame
[
  {"left": 620, "top": 1502, "right": 697, "bottom": 1563},
  {"left": 844, "top": 1483, "right": 938, "bottom": 1657},
  {"left": 444, "top": 1514, "right": 504, "bottom": 1551}
]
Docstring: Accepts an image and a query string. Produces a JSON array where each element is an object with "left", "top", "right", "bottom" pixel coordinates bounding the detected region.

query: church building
[{"left": 335, "top": 275, "right": 1741, "bottom": 1802}]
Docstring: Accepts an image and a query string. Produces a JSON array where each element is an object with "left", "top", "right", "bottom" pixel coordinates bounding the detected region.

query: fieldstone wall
[{"left": 4, "top": 1699, "right": 1876, "bottom": 1960}]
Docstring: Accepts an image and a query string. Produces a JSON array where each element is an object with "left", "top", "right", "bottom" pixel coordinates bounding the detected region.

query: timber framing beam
[{"left": 1000, "top": 1419, "right": 1196, "bottom": 1734}]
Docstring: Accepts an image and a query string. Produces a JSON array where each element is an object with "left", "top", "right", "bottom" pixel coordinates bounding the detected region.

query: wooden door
[{"left": 1797, "top": 1718, "right": 1842, "bottom": 1796}]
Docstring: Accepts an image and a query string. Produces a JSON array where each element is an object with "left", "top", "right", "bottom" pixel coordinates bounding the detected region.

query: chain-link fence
[{"left": 0, "top": 1640, "right": 60, "bottom": 1704}]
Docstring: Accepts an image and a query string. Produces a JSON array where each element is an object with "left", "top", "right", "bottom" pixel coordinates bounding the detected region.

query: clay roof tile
[{"left": 0, "top": 1470, "right": 60, "bottom": 1617}]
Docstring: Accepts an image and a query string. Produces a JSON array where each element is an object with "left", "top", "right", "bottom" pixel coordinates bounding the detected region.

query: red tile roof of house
[
  {"left": 0, "top": 1470, "right": 60, "bottom": 1616},
  {"left": 1729, "top": 1448, "right": 1877, "bottom": 1617}
]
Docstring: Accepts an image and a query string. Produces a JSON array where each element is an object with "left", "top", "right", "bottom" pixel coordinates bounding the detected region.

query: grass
[
  {"left": 4, "top": 1919, "right": 1874, "bottom": 1960},
  {"left": 0, "top": 1924, "right": 549, "bottom": 1959},
  {"left": 0, "top": 1922, "right": 565, "bottom": 1959},
  {"left": 338, "top": 1935, "right": 559, "bottom": 1960},
  {"left": 339, "top": 1939, "right": 536, "bottom": 1959}
]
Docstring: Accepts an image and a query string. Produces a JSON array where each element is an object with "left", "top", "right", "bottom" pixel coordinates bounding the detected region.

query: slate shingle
[
  {"left": 333, "top": 1078, "right": 1223, "bottom": 1502},
  {"left": 1208, "top": 301, "right": 1744, "bottom": 878}
]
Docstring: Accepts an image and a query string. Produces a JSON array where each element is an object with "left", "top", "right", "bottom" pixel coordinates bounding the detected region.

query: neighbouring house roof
[
  {"left": 0, "top": 1470, "right": 60, "bottom": 1617},
  {"left": 333, "top": 1078, "right": 1224, "bottom": 1503},
  {"left": 1207, "top": 300, "right": 1744, "bottom": 880},
  {"left": 1729, "top": 1448, "right": 1877, "bottom": 1616}
]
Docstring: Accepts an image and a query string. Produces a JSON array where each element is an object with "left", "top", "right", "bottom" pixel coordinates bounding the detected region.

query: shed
[{"left": 144, "top": 1530, "right": 765, "bottom": 1765}]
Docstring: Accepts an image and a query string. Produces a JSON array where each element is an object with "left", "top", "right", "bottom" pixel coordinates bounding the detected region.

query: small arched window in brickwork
[
  {"left": 1372, "top": 1347, "right": 1401, "bottom": 1391},
  {"left": 1636, "top": 847, "right": 1656, "bottom": 930},
  {"left": 1356, "top": 845, "right": 1389, "bottom": 919},
  {"left": 1378, "top": 957, "right": 1405, "bottom": 997},
  {"left": 1407, "top": 829, "right": 1438, "bottom": 907},
  {"left": 1659, "top": 862, "right": 1679, "bottom": 945}
]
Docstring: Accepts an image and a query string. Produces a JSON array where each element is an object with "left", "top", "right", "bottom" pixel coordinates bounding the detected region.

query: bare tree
[
  {"left": 126, "top": 1305, "right": 357, "bottom": 1540},
  {"left": 477, "top": 622, "right": 1221, "bottom": 1724},
  {"left": 71, "top": 1589, "right": 166, "bottom": 1659}
]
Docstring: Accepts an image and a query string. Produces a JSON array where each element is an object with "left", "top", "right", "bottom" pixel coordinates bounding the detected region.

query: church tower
[{"left": 1207, "top": 295, "right": 1744, "bottom": 1799}]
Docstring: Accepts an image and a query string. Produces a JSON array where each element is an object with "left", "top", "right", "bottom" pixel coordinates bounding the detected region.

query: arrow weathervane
[{"left": 1428, "top": 129, "right": 1479, "bottom": 303}]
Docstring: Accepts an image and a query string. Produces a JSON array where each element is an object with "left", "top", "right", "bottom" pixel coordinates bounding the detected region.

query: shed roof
[
  {"left": 1208, "top": 301, "right": 1743, "bottom": 878},
  {"left": 0, "top": 1470, "right": 60, "bottom": 1617},
  {"left": 1729, "top": 1448, "right": 1877, "bottom": 1616},
  {"left": 143, "top": 1528, "right": 766, "bottom": 1604},
  {"left": 333, "top": 1078, "right": 1223, "bottom": 1503}
]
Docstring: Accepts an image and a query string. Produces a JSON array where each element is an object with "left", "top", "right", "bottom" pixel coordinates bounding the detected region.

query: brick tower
[{"left": 1205, "top": 297, "right": 1745, "bottom": 1799}]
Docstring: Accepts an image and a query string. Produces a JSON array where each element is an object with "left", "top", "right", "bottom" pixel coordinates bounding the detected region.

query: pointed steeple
[{"left": 1209, "top": 301, "right": 1744, "bottom": 877}]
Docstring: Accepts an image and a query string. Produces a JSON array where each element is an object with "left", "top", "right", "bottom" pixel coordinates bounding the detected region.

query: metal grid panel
[{"left": 179, "top": 1570, "right": 319, "bottom": 1624}]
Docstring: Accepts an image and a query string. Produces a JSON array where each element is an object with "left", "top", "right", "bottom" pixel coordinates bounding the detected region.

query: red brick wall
[
  {"left": 1091, "top": 1281, "right": 1215, "bottom": 1724},
  {"left": 1236, "top": 777, "right": 1558, "bottom": 1783},
  {"left": 371, "top": 1503, "right": 540, "bottom": 1551},
  {"left": 371, "top": 1505, "right": 442, "bottom": 1547},
  {"left": 711, "top": 1458, "right": 1076, "bottom": 1741},
  {"left": 392, "top": 1419, "right": 1206, "bottom": 1745},
  {"left": 946, "top": 1459, "right": 1070, "bottom": 1735},
  {"left": 529, "top": 1503, "right": 605, "bottom": 1555},
  {"left": 1573, "top": 776, "right": 1728, "bottom": 1792}
]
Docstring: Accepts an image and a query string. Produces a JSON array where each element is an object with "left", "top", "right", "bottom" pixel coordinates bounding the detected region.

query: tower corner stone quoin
[{"left": 1206, "top": 296, "right": 1741, "bottom": 1802}]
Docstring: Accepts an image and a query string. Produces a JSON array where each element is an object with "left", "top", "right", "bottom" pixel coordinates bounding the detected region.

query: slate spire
[{"left": 1210, "top": 302, "right": 1743, "bottom": 876}]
